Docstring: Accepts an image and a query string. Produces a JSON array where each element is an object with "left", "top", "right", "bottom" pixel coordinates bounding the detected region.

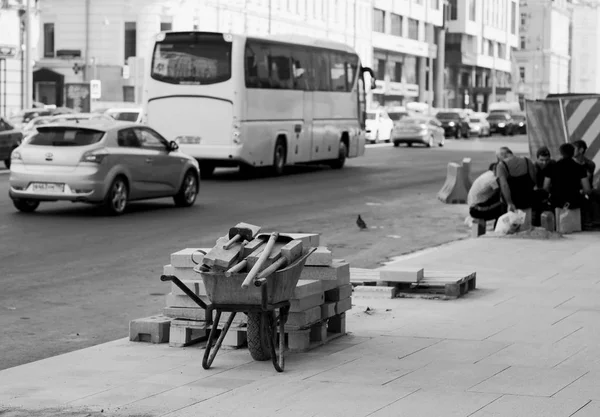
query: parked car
[
  {"left": 487, "top": 110, "right": 516, "bottom": 135},
  {"left": 392, "top": 115, "right": 445, "bottom": 148},
  {"left": 0, "top": 117, "right": 23, "bottom": 169},
  {"left": 468, "top": 113, "right": 491, "bottom": 137},
  {"left": 22, "top": 113, "right": 115, "bottom": 139},
  {"left": 513, "top": 113, "right": 527, "bottom": 134},
  {"left": 8, "top": 108, "right": 53, "bottom": 129},
  {"left": 435, "top": 111, "right": 470, "bottom": 138},
  {"left": 9, "top": 120, "right": 200, "bottom": 215},
  {"left": 105, "top": 108, "right": 143, "bottom": 124},
  {"left": 365, "top": 109, "right": 394, "bottom": 143}
]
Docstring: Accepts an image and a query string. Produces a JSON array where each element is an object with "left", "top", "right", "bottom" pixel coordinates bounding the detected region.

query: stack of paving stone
[{"left": 129, "top": 233, "right": 353, "bottom": 351}]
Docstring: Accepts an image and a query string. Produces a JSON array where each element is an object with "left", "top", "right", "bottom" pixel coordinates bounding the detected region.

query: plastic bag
[
  {"left": 556, "top": 204, "right": 582, "bottom": 234},
  {"left": 494, "top": 209, "right": 526, "bottom": 235}
]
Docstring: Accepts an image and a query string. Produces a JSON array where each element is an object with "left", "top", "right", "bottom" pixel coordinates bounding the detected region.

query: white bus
[{"left": 143, "top": 31, "right": 375, "bottom": 177}]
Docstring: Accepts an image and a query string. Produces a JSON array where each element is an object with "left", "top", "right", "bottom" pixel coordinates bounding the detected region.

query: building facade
[
  {"left": 570, "top": 1, "right": 600, "bottom": 93},
  {"left": 0, "top": 0, "right": 40, "bottom": 117},
  {"left": 34, "top": 0, "right": 373, "bottom": 108},
  {"left": 514, "top": 0, "right": 572, "bottom": 101},
  {"left": 370, "top": 0, "right": 442, "bottom": 107},
  {"left": 444, "top": 0, "right": 519, "bottom": 112}
]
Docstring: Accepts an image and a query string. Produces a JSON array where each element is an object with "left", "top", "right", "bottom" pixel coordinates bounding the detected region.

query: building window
[
  {"left": 449, "top": 0, "right": 458, "bottom": 20},
  {"left": 511, "top": 1, "right": 517, "bottom": 34},
  {"left": 404, "top": 56, "right": 417, "bottom": 84},
  {"left": 376, "top": 58, "right": 386, "bottom": 80},
  {"left": 43, "top": 23, "right": 55, "bottom": 58},
  {"left": 408, "top": 18, "right": 419, "bottom": 40},
  {"left": 124, "top": 22, "right": 137, "bottom": 63},
  {"left": 498, "top": 43, "right": 506, "bottom": 59},
  {"left": 469, "top": 0, "right": 476, "bottom": 21},
  {"left": 433, "top": 0, "right": 440, "bottom": 10},
  {"left": 373, "top": 8, "right": 385, "bottom": 33},
  {"left": 520, "top": 12, "right": 526, "bottom": 26},
  {"left": 123, "top": 86, "right": 135, "bottom": 102},
  {"left": 519, "top": 66, "right": 525, "bottom": 81},
  {"left": 393, "top": 62, "right": 403, "bottom": 82},
  {"left": 160, "top": 22, "right": 172, "bottom": 31},
  {"left": 391, "top": 13, "right": 402, "bottom": 37},
  {"left": 520, "top": 36, "right": 526, "bottom": 49},
  {"left": 415, "top": 0, "right": 422, "bottom": 4}
]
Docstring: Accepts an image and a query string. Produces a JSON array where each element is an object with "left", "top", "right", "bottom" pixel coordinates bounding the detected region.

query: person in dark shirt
[
  {"left": 544, "top": 143, "right": 592, "bottom": 210},
  {"left": 532, "top": 146, "right": 555, "bottom": 226},
  {"left": 573, "top": 140, "right": 596, "bottom": 186},
  {"left": 573, "top": 140, "right": 600, "bottom": 229}
]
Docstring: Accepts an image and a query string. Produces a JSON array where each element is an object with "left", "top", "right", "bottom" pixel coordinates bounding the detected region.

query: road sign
[{"left": 90, "top": 80, "right": 101, "bottom": 100}]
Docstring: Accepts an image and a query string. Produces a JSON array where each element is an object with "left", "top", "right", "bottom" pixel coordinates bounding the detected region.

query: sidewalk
[{"left": 2, "top": 233, "right": 600, "bottom": 417}]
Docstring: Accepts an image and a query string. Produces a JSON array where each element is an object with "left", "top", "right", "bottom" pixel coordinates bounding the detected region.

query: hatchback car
[
  {"left": 22, "top": 113, "right": 115, "bottom": 139},
  {"left": 0, "top": 117, "right": 23, "bottom": 169},
  {"left": 392, "top": 116, "right": 445, "bottom": 148},
  {"left": 105, "top": 108, "right": 143, "bottom": 124},
  {"left": 487, "top": 110, "right": 516, "bottom": 135},
  {"left": 468, "top": 113, "right": 491, "bottom": 137},
  {"left": 365, "top": 109, "right": 394, "bottom": 143},
  {"left": 435, "top": 111, "right": 470, "bottom": 138},
  {"left": 9, "top": 120, "right": 200, "bottom": 215}
]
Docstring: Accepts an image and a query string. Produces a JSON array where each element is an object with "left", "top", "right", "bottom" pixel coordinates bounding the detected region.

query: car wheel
[
  {"left": 103, "top": 176, "right": 128, "bottom": 216},
  {"left": 385, "top": 128, "right": 392, "bottom": 143},
  {"left": 200, "top": 163, "right": 215, "bottom": 179},
  {"left": 4, "top": 159, "right": 10, "bottom": 169},
  {"left": 330, "top": 139, "right": 348, "bottom": 169},
  {"left": 393, "top": 141, "right": 400, "bottom": 148},
  {"left": 454, "top": 129, "right": 460, "bottom": 139},
  {"left": 439, "top": 138, "right": 445, "bottom": 147},
  {"left": 272, "top": 138, "right": 286, "bottom": 176},
  {"left": 174, "top": 170, "right": 199, "bottom": 207},
  {"left": 13, "top": 199, "right": 39, "bottom": 213},
  {"left": 407, "top": 142, "right": 413, "bottom": 147},
  {"left": 426, "top": 135, "right": 434, "bottom": 148}
]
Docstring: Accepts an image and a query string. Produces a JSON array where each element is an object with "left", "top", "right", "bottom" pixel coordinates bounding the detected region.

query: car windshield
[
  {"left": 109, "top": 111, "right": 140, "bottom": 122},
  {"left": 489, "top": 111, "right": 508, "bottom": 117},
  {"left": 28, "top": 127, "right": 105, "bottom": 147},
  {"left": 366, "top": 113, "right": 377, "bottom": 120},
  {"left": 470, "top": 118, "right": 481, "bottom": 122},
  {"left": 436, "top": 112, "right": 459, "bottom": 119},
  {"left": 513, "top": 115, "right": 526, "bottom": 121},
  {"left": 388, "top": 112, "right": 408, "bottom": 121}
]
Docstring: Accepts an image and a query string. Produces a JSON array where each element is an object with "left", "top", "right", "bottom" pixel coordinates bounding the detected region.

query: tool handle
[
  {"left": 257, "top": 256, "right": 286, "bottom": 281},
  {"left": 223, "top": 234, "right": 242, "bottom": 250},
  {"left": 241, "top": 232, "right": 279, "bottom": 289},
  {"left": 226, "top": 259, "right": 247, "bottom": 277}
]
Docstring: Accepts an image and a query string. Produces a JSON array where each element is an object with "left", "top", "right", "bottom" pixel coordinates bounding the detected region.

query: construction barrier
[
  {"left": 525, "top": 100, "right": 566, "bottom": 160},
  {"left": 438, "top": 160, "right": 471, "bottom": 204}
]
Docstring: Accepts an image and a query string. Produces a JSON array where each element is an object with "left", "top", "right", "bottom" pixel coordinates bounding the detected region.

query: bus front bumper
[{"left": 178, "top": 144, "right": 246, "bottom": 167}]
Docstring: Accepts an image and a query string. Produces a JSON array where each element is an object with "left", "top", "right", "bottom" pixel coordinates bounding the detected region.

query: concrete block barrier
[{"left": 437, "top": 160, "right": 471, "bottom": 204}]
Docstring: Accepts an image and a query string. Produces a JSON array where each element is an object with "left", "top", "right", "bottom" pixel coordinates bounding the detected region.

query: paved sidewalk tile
[
  {"left": 469, "top": 366, "right": 586, "bottom": 397},
  {"left": 553, "top": 371, "right": 600, "bottom": 401},
  {"left": 469, "top": 395, "right": 590, "bottom": 417},
  {"left": 368, "top": 390, "right": 500, "bottom": 417},
  {"left": 571, "top": 401, "right": 600, "bottom": 416},
  {"left": 395, "top": 339, "right": 509, "bottom": 368},
  {"left": 477, "top": 342, "right": 584, "bottom": 368}
]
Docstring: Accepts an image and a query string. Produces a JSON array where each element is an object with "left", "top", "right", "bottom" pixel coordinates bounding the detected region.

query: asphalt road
[{"left": 0, "top": 135, "right": 528, "bottom": 370}]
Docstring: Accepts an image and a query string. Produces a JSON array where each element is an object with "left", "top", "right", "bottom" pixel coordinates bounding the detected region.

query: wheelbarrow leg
[
  {"left": 202, "top": 311, "right": 237, "bottom": 370},
  {"left": 268, "top": 307, "right": 288, "bottom": 373}
]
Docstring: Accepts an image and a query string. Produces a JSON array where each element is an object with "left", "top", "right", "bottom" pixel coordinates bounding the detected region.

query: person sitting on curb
[
  {"left": 495, "top": 146, "right": 537, "bottom": 213},
  {"left": 467, "top": 162, "right": 505, "bottom": 225},
  {"left": 532, "top": 146, "right": 555, "bottom": 226},
  {"left": 543, "top": 143, "right": 592, "bottom": 211},
  {"left": 573, "top": 140, "right": 596, "bottom": 186}
]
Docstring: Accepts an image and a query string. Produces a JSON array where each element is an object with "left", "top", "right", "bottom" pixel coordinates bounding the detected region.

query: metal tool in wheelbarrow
[
  {"left": 253, "top": 239, "right": 304, "bottom": 287},
  {"left": 242, "top": 232, "right": 280, "bottom": 288},
  {"left": 222, "top": 222, "right": 261, "bottom": 250},
  {"left": 225, "top": 232, "right": 296, "bottom": 276}
]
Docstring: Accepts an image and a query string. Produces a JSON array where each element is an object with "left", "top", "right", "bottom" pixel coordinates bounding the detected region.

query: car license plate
[
  {"left": 31, "top": 182, "right": 65, "bottom": 194},
  {"left": 176, "top": 136, "right": 202, "bottom": 144}
]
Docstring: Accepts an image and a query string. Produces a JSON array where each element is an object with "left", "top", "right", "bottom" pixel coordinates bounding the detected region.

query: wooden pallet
[{"left": 395, "top": 272, "right": 476, "bottom": 299}]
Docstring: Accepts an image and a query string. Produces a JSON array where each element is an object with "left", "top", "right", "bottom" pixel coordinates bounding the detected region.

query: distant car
[
  {"left": 8, "top": 108, "right": 53, "bottom": 129},
  {"left": 9, "top": 120, "right": 200, "bottom": 215},
  {"left": 21, "top": 113, "right": 116, "bottom": 143},
  {"left": 513, "top": 113, "right": 527, "bottom": 134},
  {"left": 468, "top": 113, "right": 491, "bottom": 137},
  {"left": 105, "top": 108, "right": 143, "bottom": 124},
  {"left": 435, "top": 111, "right": 470, "bottom": 139},
  {"left": 0, "top": 118, "right": 23, "bottom": 169},
  {"left": 392, "top": 115, "right": 445, "bottom": 148},
  {"left": 487, "top": 110, "right": 516, "bottom": 135},
  {"left": 365, "top": 109, "right": 394, "bottom": 143}
]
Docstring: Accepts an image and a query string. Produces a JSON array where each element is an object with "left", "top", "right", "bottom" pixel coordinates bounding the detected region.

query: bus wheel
[
  {"left": 200, "top": 163, "right": 215, "bottom": 179},
  {"left": 330, "top": 140, "right": 347, "bottom": 169},
  {"left": 272, "top": 138, "right": 286, "bottom": 176}
]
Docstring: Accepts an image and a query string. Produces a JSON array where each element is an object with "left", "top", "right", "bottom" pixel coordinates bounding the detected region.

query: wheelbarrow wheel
[{"left": 247, "top": 311, "right": 272, "bottom": 361}]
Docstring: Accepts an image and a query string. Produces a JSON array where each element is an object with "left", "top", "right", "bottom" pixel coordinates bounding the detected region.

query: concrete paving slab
[
  {"left": 469, "top": 395, "right": 590, "bottom": 417},
  {"left": 555, "top": 347, "right": 600, "bottom": 372},
  {"left": 477, "top": 342, "right": 584, "bottom": 368},
  {"left": 469, "top": 366, "right": 587, "bottom": 397},
  {"left": 571, "top": 400, "right": 600, "bottom": 416},
  {"left": 306, "top": 356, "right": 416, "bottom": 385},
  {"left": 368, "top": 389, "right": 500, "bottom": 417},
  {"left": 553, "top": 371, "right": 600, "bottom": 401},
  {"left": 385, "top": 361, "right": 508, "bottom": 392}
]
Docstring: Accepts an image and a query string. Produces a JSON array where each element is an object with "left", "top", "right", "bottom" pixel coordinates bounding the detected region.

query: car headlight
[
  {"left": 11, "top": 150, "right": 21, "bottom": 160},
  {"left": 498, "top": 123, "right": 505, "bottom": 127},
  {"left": 448, "top": 122, "right": 455, "bottom": 127},
  {"left": 519, "top": 122, "right": 524, "bottom": 126}
]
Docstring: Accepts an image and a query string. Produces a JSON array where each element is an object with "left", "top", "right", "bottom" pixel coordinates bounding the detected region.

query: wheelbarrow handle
[
  {"left": 241, "top": 232, "right": 279, "bottom": 289},
  {"left": 160, "top": 274, "right": 209, "bottom": 310}
]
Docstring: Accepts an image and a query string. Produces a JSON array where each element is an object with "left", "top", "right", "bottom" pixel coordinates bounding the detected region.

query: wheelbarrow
[{"left": 162, "top": 246, "right": 315, "bottom": 373}]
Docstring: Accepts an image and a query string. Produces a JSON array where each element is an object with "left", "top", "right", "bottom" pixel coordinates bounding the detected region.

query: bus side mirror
[{"left": 361, "top": 67, "right": 377, "bottom": 90}]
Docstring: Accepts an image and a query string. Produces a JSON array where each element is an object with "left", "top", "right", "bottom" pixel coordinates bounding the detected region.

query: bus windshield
[{"left": 151, "top": 32, "right": 232, "bottom": 85}]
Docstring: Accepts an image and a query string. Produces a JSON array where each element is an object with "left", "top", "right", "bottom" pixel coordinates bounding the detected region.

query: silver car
[
  {"left": 9, "top": 120, "right": 200, "bottom": 215},
  {"left": 392, "top": 116, "right": 445, "bottom": 148}
]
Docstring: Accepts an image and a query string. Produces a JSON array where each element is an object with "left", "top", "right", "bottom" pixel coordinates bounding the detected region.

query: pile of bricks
[{"left": 129, "top": 233, "right": 352, "bottom": 352}]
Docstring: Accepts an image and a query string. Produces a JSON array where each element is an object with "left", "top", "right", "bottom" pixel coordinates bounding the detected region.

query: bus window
[
  {"left": 313, "top": 51, "right": 330, "bottom": 91},
  {"left": 245, "top": 41, "right": 271, "bottom": 88},
  {"left": 346, "top": 53, "right": 359, "bottom": 91},
  {"left": 268, "top": 45, "right": 293, "bottom": 89},
  {"left": 151, "top": 32, "right": 232, "bottom": 85},
  {"left": 291, "top": 47, "right": 313, "bottom": 91},
  {"left": 330, "top": 53, "right": 347, "bottom": 92}
]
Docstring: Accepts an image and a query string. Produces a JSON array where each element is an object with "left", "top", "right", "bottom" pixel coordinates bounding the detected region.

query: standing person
[
  {"left": 467, "top": 162, "right": 505, "bottom": 223},
  {"left": 543, "top": 143, "right": 592, "bottom": 210},
  {"left": 495, "top": 147, "right": 537, "bottom": 213}
]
